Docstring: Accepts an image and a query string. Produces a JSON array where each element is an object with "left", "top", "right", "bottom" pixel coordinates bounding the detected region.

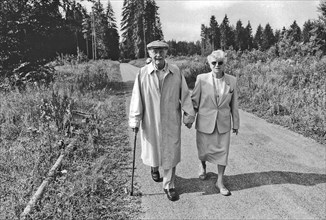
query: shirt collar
[
  {"left": 148, "top": 61, "right": 174, "bottom": 75},
  {"left": 211, "top": 72, "right": 230, "bottom": 85},
  {"left": 211, "top": 71, "right": 225, "bottom": 79}
]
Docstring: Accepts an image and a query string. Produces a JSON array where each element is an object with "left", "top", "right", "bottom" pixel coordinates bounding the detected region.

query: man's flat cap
[{"left": 147, "top": 40, "right": 169, "bottom": 49}]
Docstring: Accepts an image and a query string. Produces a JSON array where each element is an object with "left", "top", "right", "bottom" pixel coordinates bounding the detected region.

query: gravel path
[{"left": 121, "top": 63, "right": 326, "bottom": 219}]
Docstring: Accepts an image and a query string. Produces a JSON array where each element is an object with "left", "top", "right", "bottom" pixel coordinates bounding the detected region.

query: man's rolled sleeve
[{"left": 129, "top": 72, "right": 143, "bottom": 128}]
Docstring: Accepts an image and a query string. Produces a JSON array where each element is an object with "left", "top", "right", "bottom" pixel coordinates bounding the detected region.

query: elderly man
[{"left": 129, "top": 40, "right": 195, "bottom": 201}]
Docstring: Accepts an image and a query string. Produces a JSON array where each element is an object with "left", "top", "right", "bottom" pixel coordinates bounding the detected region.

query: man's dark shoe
[
  {"left": 163, "top": 188, "right": 179, "bottom": 201},
  {"left": 151, "top": 169, "right": 160, "bottom": 182}
]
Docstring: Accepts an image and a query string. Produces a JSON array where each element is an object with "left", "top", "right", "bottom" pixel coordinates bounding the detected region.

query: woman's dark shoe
[
  {"left": 151, "top": 169, "right": 160, "bottom": 182},
  {"left": 163, "top": 188, "right": 179, "bottom": 201}
]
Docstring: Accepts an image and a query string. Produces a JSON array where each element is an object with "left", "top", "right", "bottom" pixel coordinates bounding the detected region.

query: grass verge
[{"left": 0, "top": 60, "right": 141, "bottom": 219}]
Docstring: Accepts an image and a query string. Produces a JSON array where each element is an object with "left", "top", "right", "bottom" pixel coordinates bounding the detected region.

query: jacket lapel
[
  {"left": 208, "top": 73, "right": 218, "bottom": 107},
  {"left": 218, "top": 75, "right": 231, "bottom": 107}
]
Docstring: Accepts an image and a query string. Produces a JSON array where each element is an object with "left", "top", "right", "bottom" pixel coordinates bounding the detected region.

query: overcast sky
[{"left": 80, "top": 0, "right": 321, "bottom": 42}]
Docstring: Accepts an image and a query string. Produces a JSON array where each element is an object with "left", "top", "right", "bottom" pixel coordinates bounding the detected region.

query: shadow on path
[
  {"left": 111, "top": 81, "right": 134, "bottom": 96},
  {"left": 175, "top": 171, "right": 326, "bottom": 195}
]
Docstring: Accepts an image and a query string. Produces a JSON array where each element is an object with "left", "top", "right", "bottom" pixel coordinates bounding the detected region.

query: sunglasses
[{"left": 211, "top": 61, "right": 224, "bottom": 66}]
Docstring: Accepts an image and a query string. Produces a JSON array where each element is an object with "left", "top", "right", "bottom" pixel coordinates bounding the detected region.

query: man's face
[
  {"left": 148, "top": 48, "right": 167, "bottom": 67},
  {"left": 208, "top": 57, "right": 225, "bottom": 74}
]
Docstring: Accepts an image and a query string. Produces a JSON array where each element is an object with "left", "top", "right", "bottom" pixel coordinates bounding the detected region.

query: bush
[{"left": 55, "top": 60, "right": 123, "bottom": 93}]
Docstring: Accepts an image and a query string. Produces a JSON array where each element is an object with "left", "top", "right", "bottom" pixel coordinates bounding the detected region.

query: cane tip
[{"left": 130, "top": 192, "right": 142, "bottom": 196}]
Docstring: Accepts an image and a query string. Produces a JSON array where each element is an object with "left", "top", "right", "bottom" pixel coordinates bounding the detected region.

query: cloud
[
  {"left": 257, "top": 1, "right": 285, "bottom": 9},
  {"left": 181, "top": 0, "right": 237, "bottom": 10},
  {"left": 163, "top": 21, "right": 201, "bottom": 41}
]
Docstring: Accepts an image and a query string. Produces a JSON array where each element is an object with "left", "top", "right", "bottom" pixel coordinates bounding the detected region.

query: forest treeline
[
  {"left": 169, "top": 1, "right": 326, "bottom": 57},
  {"left": 198, "top": 12, "right": 326, "bottom": 57},
  {"left": 0, "top": 0, "right": 120, "bottom": 72},
  {"left": 1, "top": 0, "right": 326, "bottom": 80},
  {"left": 0, "top": 0, "right": 164, "bottom": 79}
]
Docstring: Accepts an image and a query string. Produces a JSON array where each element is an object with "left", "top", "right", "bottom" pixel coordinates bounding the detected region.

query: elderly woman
[{"left": 191, "top": 50, "right": 239, "bottom": 196}]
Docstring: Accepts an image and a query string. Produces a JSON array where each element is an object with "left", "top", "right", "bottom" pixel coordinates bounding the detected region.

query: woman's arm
[
  {"left": 191, "top": 75, "right": 201, "bottom": 113},
  {"left": 230, "top": 79, "right": 240, "bottom": 130}
]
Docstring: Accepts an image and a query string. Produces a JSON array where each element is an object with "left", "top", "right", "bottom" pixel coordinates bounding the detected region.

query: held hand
[
  {"left": 232, "top": 129, "right": 238, "bottom": 135},
  {"left": 185, "top": 123, "right": 192, "bottom": 129},
  {"left": 132, "top": 127, "right": 139, "bottom": 134}
]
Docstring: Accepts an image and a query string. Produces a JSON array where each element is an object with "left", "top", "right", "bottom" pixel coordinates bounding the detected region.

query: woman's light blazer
[{"left": 191, "top": 73, "right": 240, "bottom": 134}]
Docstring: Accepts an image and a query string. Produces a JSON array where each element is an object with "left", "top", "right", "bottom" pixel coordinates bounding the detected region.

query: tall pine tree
[
  {"left": 200, "top": 24, "right": 211, "bottom": 55},
  {"left": 105, "top": 0, "right": 120, "bottom": 60},
  {"left": 91, "top": 0, "right": 108, "bottom": 58},
  {"left": 220, "top": 15, "right": 233, "bottom": 50},
  {"left": 120, "top": 0, "right": 163, "bottom": 59},
  {"left": 209, "top": 16, "right": 220, "bottom": 50},
  {"left": 121, "top": 0, "right": 136, "bottom": 59},
  {"left": 245, "top": 21, "right": 254, "bottom": 50},
  {"left": 261, "top": 23, "right": 275, "bottom": 50},
  {"left": 253, "top": 24, "right": 263, "bottom": 50},
  {"left": 145, "top": 0, "right": 164, "bottom": 43},
  {"left": 235, "top": 20, "right": 245, "bottom": 51}
]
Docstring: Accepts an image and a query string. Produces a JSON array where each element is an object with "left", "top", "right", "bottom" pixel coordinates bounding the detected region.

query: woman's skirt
[{"left": 196, "top": 126, "right": 231, "bottom": 166}]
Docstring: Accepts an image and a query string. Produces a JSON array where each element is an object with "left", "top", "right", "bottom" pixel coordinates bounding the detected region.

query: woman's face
[{"left": 209, "top": 58, "right": 225, "bottom": 74}]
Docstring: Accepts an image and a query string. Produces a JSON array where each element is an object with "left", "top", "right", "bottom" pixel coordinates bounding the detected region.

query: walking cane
[{"left": 130, "top": 129, "right": 137, "bottom": 196}]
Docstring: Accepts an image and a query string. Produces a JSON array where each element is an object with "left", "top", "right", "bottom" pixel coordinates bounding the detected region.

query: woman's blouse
[{"left": 212, "top": 73, "right": 226, "bottom": 105}]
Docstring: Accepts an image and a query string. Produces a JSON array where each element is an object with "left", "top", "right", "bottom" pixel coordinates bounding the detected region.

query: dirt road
[
  {"left": 121, "top": 63, "right": 326, "bottom": 219},
  {"left": 120, "top": 63, "right": 140, "bottom": 82}
]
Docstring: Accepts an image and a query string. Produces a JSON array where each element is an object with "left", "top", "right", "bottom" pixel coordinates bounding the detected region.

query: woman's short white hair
[{"left": 207, "top": 50, "right": 227, "bottom": 63}]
